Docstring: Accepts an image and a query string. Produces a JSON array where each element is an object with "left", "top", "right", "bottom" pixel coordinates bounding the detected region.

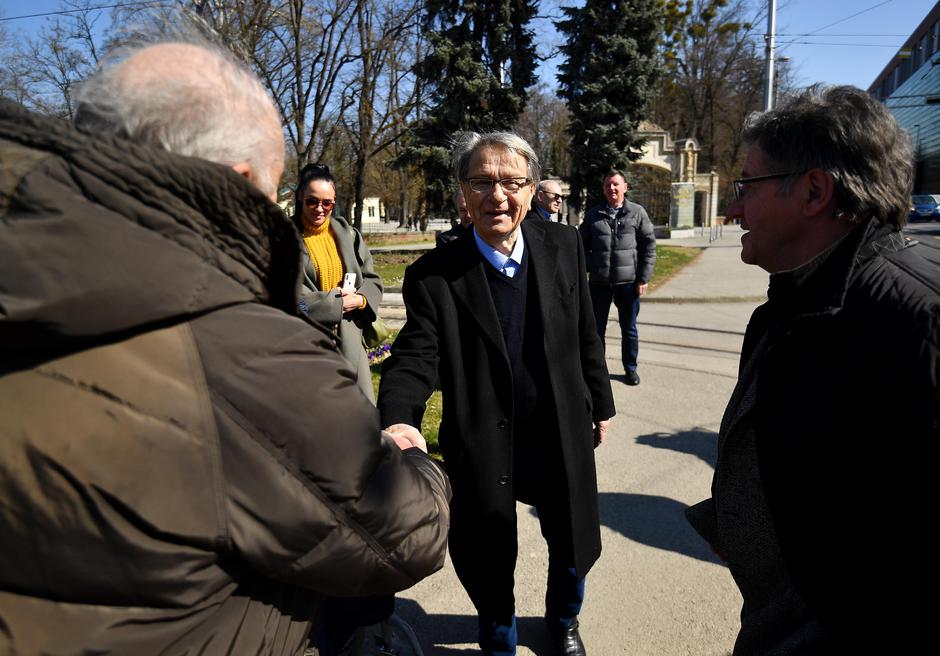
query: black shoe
[
  {"left": 547, "top": 618, "right": 586, "bottom": 656},
  {"left": 625, "top": 369, "right": 640, "bottom": 386}
]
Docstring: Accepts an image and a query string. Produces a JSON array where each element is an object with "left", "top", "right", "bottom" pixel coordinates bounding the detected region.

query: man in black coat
[
  {"left": 685, "top": 86, "right": 939, "bottom": 653},
  {"left": 379, "top": 132, "right": 615, "bottom": 656},
  {"left": 436, "top": 188, "right": 472, "bottom": 246},
  {"left": 525, "top": 179, "right": 566, "bottom": 222}
]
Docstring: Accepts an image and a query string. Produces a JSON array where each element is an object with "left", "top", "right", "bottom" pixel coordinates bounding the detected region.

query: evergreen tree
[
  {"left": 558, "top": 0, "right": 662, "bottom": 210},
  {"left": 396, "top": 0, "right": 538, "bottom": 215}
]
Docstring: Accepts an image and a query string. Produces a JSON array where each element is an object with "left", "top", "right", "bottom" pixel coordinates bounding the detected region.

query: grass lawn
[
  {"left": 648, "top": 245, "right": 701, "bottom": 291},
  {"left": 363, "top": 232, "right": 435, "bottom": 248},
  {"left": 372, "top": 244, "right": 701, "bottom": 290},
  {"left": 372, "top": 252, "right": 413, "bottom": 288}
]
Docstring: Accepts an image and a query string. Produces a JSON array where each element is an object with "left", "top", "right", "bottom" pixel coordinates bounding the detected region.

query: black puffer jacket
[
  {"left": 579, "top": 199, "right": 656, "bottom": 285},
  {"left": 0, "top": 100, "right": 450, "bottom": 655}
]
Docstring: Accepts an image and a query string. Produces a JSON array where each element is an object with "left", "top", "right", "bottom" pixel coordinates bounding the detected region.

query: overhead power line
[
  {"left": 776, "top": 33, "right": 907, "bottom": 37},
  {"left": 804, "top": 0, "right": 893, "bottom": 36},
  {"left": 0, "top": 1, "right": 166, "bottom": 23},
  {"left": 775, "top": 41, "right": 902, "bottom": 48}
]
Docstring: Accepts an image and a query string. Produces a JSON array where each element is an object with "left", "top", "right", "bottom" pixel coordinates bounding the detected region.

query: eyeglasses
[
  {"left": 540, "top": 190, "right": 567, "bottom": 202},
  {"left": 731, "top": 171, "right": 803, "bottom": 200},
  {"left": 304, "top": 197, "right": 336, "bottom": 210},
  {"left": 465, "top": 177, "right": 532, "bottom": 194}
]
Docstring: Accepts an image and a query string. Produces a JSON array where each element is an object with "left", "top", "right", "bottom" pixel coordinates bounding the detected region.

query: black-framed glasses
[
  {"left": 540, "top": 190, "right": 568, "bottom": 202},
  {"left": 304, "top": 197, "right": 336, "bottom": 210},
  {"left": 465, "top": 177, "right": 532, "bottom": 194},
  {"left": 731, "top": 171, "right": 803, "bottom": 200}
]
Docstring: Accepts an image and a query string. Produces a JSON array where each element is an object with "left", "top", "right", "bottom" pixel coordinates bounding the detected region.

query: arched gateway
[
  {"left": 633, "top": 122, "right": 720, "bottom": 229},
  {"left": 550, "top": 122, "right": 720, "bottom": 231}
]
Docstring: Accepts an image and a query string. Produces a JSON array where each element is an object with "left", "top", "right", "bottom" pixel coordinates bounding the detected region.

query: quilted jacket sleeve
[{"left": 189, "top": 303, "right": 450, "bottom": 596}]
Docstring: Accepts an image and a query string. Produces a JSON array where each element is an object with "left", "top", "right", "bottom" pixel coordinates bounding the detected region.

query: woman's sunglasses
[{"left": 304, "top": 197, "right": 335, "bottom": 210}]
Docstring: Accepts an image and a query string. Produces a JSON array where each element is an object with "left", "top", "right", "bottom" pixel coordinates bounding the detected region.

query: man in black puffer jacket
[
  {"left": 685, "top": 85, "right": 939, "bottom": 654},
  {"left": 579, "top": 171, "right": 656, "bottom": 385},
  {"left": 0, "top": 35, "right": 450, "bottom": 655}
]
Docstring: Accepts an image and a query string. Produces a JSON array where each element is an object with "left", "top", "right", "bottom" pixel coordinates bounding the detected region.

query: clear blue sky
[
  {"left": 774, "top": 0, "right": 937, "bottom": 89},
  {"left": 2, "top": 0, "right": 937, "bottom": 90}
]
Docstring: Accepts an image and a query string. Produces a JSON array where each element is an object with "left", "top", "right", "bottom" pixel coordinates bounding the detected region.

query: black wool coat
[{"left": 378, "top": 220, "right": 615, "bottom": 577}]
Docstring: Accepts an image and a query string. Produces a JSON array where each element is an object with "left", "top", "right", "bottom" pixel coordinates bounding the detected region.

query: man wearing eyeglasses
[
  {"left": 379, "top": 132, "right": 614, "bottom": 656},
  {"left": 686, "top": 86, "right": 939, "bottom": 653},
  {"left": 579, "top": 170, "right": 656, "bottom": 386},
  {"left": 527, "top": 179, "right": 567, "bottom": 222}
]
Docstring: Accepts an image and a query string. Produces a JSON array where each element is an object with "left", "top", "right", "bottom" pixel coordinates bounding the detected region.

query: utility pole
[{"left": 763, "top": 0, "right": 778, "bottom": 111}]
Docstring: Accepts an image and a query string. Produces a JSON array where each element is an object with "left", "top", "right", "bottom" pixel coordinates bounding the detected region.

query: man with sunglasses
[
  {"left": 686, "top": 86, "right": 939, "bottom": 653},
  {"left": 379, "top": 132, "right": 614, "bottom": 656},
  {"left": 436, "top": 188, "right": 473, "bottom": 246},
  {"left": 526, "top": 179, "right": 567, "bottom": 222}
]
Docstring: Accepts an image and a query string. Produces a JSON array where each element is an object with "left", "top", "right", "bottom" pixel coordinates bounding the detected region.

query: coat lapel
[
  {"left": 448, "top": 231, "right": 509, "bottom": 364},
  {"left": 523, "top": 221, "right": 559, "bottom": 346}
]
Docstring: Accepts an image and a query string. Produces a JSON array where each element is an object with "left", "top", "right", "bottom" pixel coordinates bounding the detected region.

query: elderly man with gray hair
[
  {"left": 0, "top": 31, "right": 450, "bottom": 655},
  {"left": 378, "top": 132, "right": 614, "bottom": 656},
  {"left": 526, "top": 179, "right": 567, "bottom": 222},
  {"left": 686, "top": 85, "right": 939, "bottom": 653}
]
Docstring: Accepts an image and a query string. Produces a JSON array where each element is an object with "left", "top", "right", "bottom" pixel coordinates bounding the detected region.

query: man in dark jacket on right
[
  {"left": 579, "top": 171, "right": 656, "bottom": 385},
  {"left": 686, "top": 85, "right": 939, "bottom": 653}
]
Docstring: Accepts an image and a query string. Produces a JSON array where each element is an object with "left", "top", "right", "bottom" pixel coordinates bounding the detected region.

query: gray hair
[
  {"left": 538, "top": 179, "right": 561, "bottom": 192},
  {"left": 743, "top": 85, "right": 912, "bottom": 228},
  {"left": 74, "top": 30, "right": 283, "bottom": 198},
  {"left": 452, "top": 131, "right": 541, "bottom": 183}
]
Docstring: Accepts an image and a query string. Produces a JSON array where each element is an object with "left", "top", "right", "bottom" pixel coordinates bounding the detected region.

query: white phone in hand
[{"left": 342, "top": 272, "right": 356, "bottom": 293}]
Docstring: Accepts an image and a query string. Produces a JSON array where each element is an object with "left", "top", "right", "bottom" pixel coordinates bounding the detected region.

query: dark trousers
[
  {"left": 450, "top": 496, "right": 584, "bottom": 656},
  {"left": 318, "top": 595, "right": 395, "bottom": 655},
  {"left": 590, "top": 282, "right": 641, "bottom": 371}
]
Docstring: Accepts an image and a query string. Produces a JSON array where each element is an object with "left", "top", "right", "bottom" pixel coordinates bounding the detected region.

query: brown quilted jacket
[{"left": 0, "top": 100, "right": 450, "bottom": 655}]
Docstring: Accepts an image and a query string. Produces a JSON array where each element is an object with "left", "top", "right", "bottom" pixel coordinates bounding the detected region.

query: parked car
[{"left": 909, "top": 194, "right": 940, "bottom": 221}]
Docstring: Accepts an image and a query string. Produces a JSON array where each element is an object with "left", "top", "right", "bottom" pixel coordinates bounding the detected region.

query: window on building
[{"left": 368, "top": 206, "right": 375, "bottom": 218}]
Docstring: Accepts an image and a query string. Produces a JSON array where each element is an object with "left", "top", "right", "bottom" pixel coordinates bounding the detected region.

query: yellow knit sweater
[{"left": 302, "top": 218, "right": 344, "bottom": 291}]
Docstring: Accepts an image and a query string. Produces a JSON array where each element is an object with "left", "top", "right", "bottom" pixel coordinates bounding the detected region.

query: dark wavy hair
[
  {"left": 743, "top": 85, "right": 913, "bottom": 228},
  {"left": 292, "top": 163, "right": 335, "bottom": 230}
]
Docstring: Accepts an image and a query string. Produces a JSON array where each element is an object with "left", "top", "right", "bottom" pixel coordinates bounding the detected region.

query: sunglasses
[
  {"left": 304, "top": 197, "right": 336, "bottom": 210},
  {"left": 541, "top": 191, "right": 567, "bottom": 202}
]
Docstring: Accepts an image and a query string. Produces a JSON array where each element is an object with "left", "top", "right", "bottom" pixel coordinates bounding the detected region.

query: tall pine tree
[
  {"left": 396, "top": 0, "right": 537, "bottom": 215},
  {"left": 558, "top": 0, "right": 662, "bottom": 210}
]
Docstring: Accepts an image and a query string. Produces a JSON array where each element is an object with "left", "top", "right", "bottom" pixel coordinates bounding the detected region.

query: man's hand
[
  {"left": 384, "top": 423, "right": 428, "bottom": 453},
  {"left": 340, "top": 288, "right": 364, "bottom": 314},
  {"left": 593, "top": 419, "right": 610, "bottom": 448},
  {"left": 636, "top": 282, "right": 649, "bottom": 296}
]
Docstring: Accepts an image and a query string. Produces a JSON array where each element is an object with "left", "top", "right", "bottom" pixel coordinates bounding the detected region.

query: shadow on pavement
[
  {"left": 635, "top": 428, "right": 719, "bottom": 469},
  {"left": 395, "top": 599, "right": 556, "bottom": 655},
  {"left": 595, "top": 492, "right": 724, "bottom": 565}
]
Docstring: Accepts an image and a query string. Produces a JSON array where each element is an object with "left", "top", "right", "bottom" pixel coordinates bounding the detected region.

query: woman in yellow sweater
[{"left": 295, "top": 164, "right": 383, "bottom": 402}]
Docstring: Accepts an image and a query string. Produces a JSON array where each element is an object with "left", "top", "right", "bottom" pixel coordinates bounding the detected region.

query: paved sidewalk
[{"left": 647, "top": 226, "right": 768, "bottom": 302}]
